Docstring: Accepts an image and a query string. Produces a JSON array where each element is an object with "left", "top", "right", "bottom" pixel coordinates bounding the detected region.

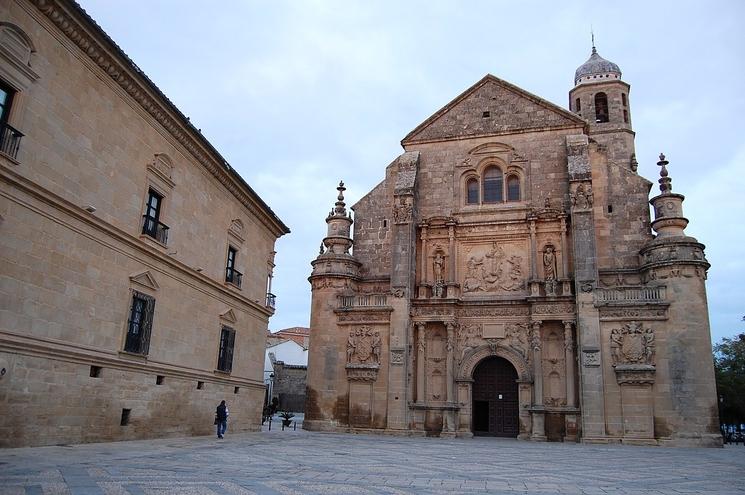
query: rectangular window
[
  {"left": 217, "top": 326, "right": 236, "bottom": 373},
  {"left": 0, "top": 81, "right": 14, "bottom": 124},
  {"left": 124, "top": 291, "right": 155, "bottom": 355},
  {"left": 0, "top": 80, "right": 23, "bottom": 160},
  {"left": 141, "top": 189, "right": 169, "bottom": 244},
  {"left": 225, "top": 246, "right": 242, "bottom": 288}
]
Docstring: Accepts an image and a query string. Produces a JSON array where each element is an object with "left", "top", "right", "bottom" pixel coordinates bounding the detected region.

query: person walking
[{"left": 216, "top": 400, "right": 229, "bottom": 439}]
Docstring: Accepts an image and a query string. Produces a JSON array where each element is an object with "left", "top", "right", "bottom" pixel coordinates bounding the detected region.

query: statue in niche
[
  {"left": 433, "top": 252, "right": 445, "bottom": 283},
  {"left": 543, "top": 245, "right": 558, "bottom": 296},
  {"left": 432, "top": 251, "right": 446, "bottom": 297},
  {"left": 610, "top": 322, "right": 655, "bottom": 366}
]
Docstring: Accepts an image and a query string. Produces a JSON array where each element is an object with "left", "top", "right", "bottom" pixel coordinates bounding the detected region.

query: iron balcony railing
[
  {"left": 0, "top": 122, "right": 24, "bottom": 160},
  {"left": 141, "top": 215, "right": 169, "bottom": 245},
  {"left": 266, "top": 292, "right": 276, "bottom": 309},
  {"left": 225, "top": 267, "right": 243, "bottom": 288}
]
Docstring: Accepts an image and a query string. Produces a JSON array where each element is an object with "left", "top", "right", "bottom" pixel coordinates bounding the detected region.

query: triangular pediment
[
  {"left": 402, "top": 75, "right": 585, "bottom": 145},
  {"left": 129, "top": 270, "right": 159, "bottom": 291},
  {"left": 220, "top": 309, "right": 237, "bottom": 324}
]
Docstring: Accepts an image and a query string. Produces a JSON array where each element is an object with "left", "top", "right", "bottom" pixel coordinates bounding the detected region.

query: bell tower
[{"left": 569, "top": 42, "right": 636, "bottom": 170}]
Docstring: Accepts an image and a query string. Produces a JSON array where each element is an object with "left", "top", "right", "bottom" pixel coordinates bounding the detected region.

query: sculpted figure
[
  {"left": 433, "top": 252, "right": 445, "bottom": 283},
  {"left": 543, "top": 246, "right": 557, "bottom": 281}
]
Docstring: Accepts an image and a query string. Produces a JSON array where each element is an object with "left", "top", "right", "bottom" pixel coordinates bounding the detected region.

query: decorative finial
[
  {"left": 657, "top": 153, "right": 672, "bottom": 193},
  {"left": 591, "top": 27, "right": 596, "bottom": 54},
  {"left": 334, "top": 180, "right": 347, "bottom": 215}
]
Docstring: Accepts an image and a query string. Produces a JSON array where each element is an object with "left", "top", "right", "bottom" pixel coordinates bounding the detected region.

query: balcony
[
  {"left": 225, "top": 267, "right": 243, "bottom": 288},
  {"left": 595, "top": 286, "right": 665, "bottom": 305},
  {"left": 266, "top": 292, "right": 276, "bottom": 309},
  {"left": 0, "top": 123, "right": 23, "bottom": 160},
  {"left": 338, "top": 294, "right": 388, "bottom": 308},
  {"left": 141, "top": 215, "right": 169, "bottom": 245}
]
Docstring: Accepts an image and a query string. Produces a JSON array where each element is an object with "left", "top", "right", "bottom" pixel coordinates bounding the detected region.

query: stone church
[{"left": 305, "top": 46, "right": 720, "bottom": 446}]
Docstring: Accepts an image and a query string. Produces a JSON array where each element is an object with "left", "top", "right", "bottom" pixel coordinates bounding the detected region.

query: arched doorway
[{"left": 472, "top": 356, "right": 519, "bottom": 437}]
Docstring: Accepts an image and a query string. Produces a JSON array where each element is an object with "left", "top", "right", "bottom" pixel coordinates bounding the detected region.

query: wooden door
[{"left": 472, "top": 357, "right": 519, "bottom": 437}]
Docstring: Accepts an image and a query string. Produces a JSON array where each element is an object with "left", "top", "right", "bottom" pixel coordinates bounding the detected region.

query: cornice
[{"left": 30, "top": 0, "right": 289, "bottom": 237}]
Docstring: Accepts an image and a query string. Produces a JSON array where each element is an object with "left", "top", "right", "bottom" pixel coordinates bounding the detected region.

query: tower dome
[{"left": 574, "top": 46, "right": 622, "bottom": 85}]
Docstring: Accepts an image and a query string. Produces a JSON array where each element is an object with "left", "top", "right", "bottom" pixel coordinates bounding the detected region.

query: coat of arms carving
[
  {"left": 610, "top": 322, "right": 655, "bottom": 366},
  {"left": 347, "top": 326, "right": 382, "bottom": 365}
]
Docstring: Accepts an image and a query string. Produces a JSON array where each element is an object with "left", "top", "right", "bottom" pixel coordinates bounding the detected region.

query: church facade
[{"left": 305, "top": 48, "right": 720, "bottom": 446}]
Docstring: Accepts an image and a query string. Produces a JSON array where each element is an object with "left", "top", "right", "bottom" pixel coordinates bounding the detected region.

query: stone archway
[{"left": 456, "top": 344, "right": 532, "bottom": 438}]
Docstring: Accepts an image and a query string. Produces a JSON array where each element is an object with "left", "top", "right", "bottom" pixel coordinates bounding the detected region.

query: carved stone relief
[
  {"left": 610, "top": 322, "right": 655, "bottom": 367},
  {"left": 462, "top": 242, "right": 525, "bottom": 293},
  {"left": 390, "top": 349, "right": 404, "bottom": 365},
  {"left": 570, "top": 183, "right": 593, "bottom": 210},
  {"left": 347, "top": 326, "right": 382, "bottom": 365},
  {"left": 582, "top": 350, "right": 600, "bottom": 367},
  {"left": 456, "top": 323, "right": 482, "bottom": 362},
  {"left": 393, "top": 197, "right": 413, "bottom": 224}
]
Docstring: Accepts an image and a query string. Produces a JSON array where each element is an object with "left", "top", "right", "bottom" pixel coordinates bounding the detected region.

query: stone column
[
  {"left": 445, "top": 322, "right": 454, "bottom": 403},
  {"left": 563, "top": 321, "right": 575, "bottom": 408},
  {"left": 416, "top": 323, "right": 426, "bottom": 404},
  {"left": 419, "top": 226, "right": 428, "bottom": 285},
  {"left": 529, "top": 220, "right": 537, "bottom": 279},
  {"left": 531, "top": 321, "right": 543, "bottom": 406},
  {"left": 560, "top": 217, "right": 569, "bottom": 278},
  {"left": 447, "top": 224, "right": 456, "bottom": 282},
  {"left": 530, "top": 320, "right": 546, "bottom": 441}
]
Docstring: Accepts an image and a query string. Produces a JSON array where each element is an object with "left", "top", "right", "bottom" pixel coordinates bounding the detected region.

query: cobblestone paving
[{"left": 1, "top": 427, "right": 744, "bottom": 495}]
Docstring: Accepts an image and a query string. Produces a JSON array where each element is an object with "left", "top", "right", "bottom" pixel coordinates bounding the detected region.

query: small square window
[
  {"left": 197, "top": 381, "right": 204, "bottom": 390},
  {"left": 482, "top": 111, "right": 490, "bottom": 118},
  {"left": 234, "top": 386, "right": 240, "bottom": 394},
  {"left": 90, "top": 366, "right": 102, "bottom": 378},
  {"left": 156, "top": 375, "right": 164, "bottom": 385}
]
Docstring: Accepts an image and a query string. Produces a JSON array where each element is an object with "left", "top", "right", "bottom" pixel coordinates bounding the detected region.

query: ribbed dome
[{"left": 574, "top": 47, "right": 622, "bottom": 85}]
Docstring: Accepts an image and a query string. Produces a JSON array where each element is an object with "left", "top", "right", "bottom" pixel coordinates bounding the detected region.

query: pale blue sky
[{"left": 80, "top": 0, "right": 745, "bottom": 343}]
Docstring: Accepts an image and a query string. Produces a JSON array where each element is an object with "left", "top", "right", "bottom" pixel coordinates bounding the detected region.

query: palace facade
[{"left": 0, "top": 0, "right": 288, "bottom": 447}]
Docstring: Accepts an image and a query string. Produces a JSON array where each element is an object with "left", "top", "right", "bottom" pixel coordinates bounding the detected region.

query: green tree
[{"left": 714, "top": 327, "right": 745, "bottom": 428}]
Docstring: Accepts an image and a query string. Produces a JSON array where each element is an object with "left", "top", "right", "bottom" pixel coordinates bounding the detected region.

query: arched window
[
  {"left": 466, "top": 178, "right": 479, "bottom": 204},
  {"left": 483, "top": 166, "right": 503, "bottom": 203},
  {"left": 574, "top": 97, "right": 581, "bottom": 112},
  {"left": 621, "top": 93, "right": 627, "bottom": 107},
  {"left": 594, "top": 92, "right": 609, "bottom": 123},
  {"left": 506, "top": 175, "right": 520, "bottom": 201}
]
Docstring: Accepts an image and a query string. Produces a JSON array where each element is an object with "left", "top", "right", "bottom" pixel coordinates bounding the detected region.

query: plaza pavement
[{"left": 1, "top": 422, "right": 743, "bottom": 495}]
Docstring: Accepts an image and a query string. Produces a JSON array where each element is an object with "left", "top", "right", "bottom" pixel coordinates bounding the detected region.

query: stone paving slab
[{"left": 0, "top": 428, "right": 743, "bottom": 495}]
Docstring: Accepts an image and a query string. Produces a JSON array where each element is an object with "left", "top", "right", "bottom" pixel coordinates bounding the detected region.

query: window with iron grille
[
  {"left": 124, "top": 291, "right": 155, "bottom": 355},
  {"left": 217, "top": 326, "right": 236, "bottom": 373}
]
